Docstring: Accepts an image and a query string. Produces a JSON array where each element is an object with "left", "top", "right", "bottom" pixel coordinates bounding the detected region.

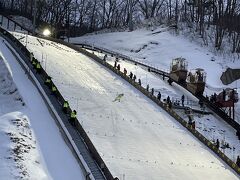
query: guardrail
[
  {"left": 74, "top": 42, "right": 169, "bottom": 78},
  {"left": 0, "top": 28, "right": 116, "bottom": 180}
]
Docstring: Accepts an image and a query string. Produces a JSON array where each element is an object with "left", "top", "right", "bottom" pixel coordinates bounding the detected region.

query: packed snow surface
[
  {"left": 0, "top": 38, "right": 84, "bottom": 180},
  {"left": 11, "top": 32, "right": 240, "bottom": 180}
]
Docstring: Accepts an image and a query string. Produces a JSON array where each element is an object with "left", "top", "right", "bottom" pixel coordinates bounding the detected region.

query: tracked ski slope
[{"left": 12, "top": 32, "right": 239, "bottom": 180}]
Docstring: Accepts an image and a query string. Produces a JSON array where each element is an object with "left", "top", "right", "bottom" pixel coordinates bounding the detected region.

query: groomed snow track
[{"left": 0, "top": 28, "right": 114, "bottom": 180}]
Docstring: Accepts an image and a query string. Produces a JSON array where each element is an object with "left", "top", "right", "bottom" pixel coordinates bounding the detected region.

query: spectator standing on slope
[
  {"left": 157, "top": 92, "right": 161, "bottom": 101},
  {"left": 63, "top": 100, "right": 69, "bottom": 114},
  {"left": 216, "top": 139, "right": 220, "bottom": 149},
  {"left": 70, "top": 110, "right": 77, "bottom": 126},
  {"left": 236, "top": 156, "right": 240, "bottom": 167},
  {"left": 181, "top": 95, "right": 185, "bottom": 106}
]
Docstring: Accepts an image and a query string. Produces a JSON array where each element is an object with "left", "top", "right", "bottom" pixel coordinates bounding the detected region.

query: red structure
[{"left": 215, "top": 89, "right": 238, "bottom": 120}]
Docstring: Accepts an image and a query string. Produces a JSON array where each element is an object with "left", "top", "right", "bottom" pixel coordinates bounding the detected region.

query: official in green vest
[
  {"left": 36, "top": 62, "right": 41, "bottom": 73},
  {"left": 44, "top": 76, "right": 52, "bottom": 88},
  {"left": 63, "top": 100, "right": 69, "bottom": 114},
  {"left": 70, "top": 110, "right": 77, "bottom": 126},
  {"left": 51, "top": 85, "right": 57, "bottom": 95},
  {"left": 32, "top": 58, "right": 37, "bottom": 68}
]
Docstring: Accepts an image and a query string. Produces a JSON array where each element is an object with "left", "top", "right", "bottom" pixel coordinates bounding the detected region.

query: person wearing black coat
[
  {"left": 216, "top": 139, "right": 220, "bottom": 149},
  {"left": 157, "top": 92, "right": 161, "bottom": 100},
  {"left": 129, "top": 72, "right": 133, "bottom": 79},
  {"left": 236, "top": 156, "right": 240, "bottom": 167},
  {"left": 181, "top": 95, "right": 185, "bottom": 106}
]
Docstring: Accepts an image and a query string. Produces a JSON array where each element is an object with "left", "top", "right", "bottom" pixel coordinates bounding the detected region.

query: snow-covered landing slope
[
  {"left": 89, "top": 49, "right": 240, "bottom": 162},
  {"left": 13, "top": 33, "right": 239, "bottom": 180},
  {"left": 0, "top": 38, "right": 85, "bottom": 180}
]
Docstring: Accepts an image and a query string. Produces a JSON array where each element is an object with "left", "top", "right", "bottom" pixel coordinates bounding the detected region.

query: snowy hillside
[
  {"left": 0, "top": 38, "right": 85, "bottom": 180},
  {"left": 11, "top": 32, "right": 239, "bottom": 179},
  {"left": 70, "top": 27, "right": 240, "bottom": 89},
  {"left": 0, "top": 52, "right": 48, "bottom": 179}
]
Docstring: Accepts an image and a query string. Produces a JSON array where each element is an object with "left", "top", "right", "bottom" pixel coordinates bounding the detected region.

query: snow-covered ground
[
  {"left": 0, "top": 38, "right": 85, "bottom": 180},
  {"left": 11, "top": 32, "right": 240, "bottom": 179}
]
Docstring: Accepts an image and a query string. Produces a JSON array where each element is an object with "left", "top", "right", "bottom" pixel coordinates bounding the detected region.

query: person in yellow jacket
[
  {"left": 44, "top": 76, "right": 52, "bottom": 88},
  {"left": 70, "top": 110, "right": 77, "bottom": 126},
  {"left": 51, "top": 85, "right": 57, "bottom": 95},
  {"left": 63, "top": 101, "right": 69, "bottom": 114},
  {"left": 36, "top": 62, "right": 41, "bottom": 73},
  {"left": 32, "top": 58, "right": 37, "bottom": 68}
]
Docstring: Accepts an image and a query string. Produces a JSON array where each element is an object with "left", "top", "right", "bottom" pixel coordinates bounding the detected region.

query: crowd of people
[{"left": 31, "top": 53, "right": 77, "bottom": 127}]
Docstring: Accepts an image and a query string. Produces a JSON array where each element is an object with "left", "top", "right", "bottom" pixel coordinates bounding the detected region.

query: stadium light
[{"left": 43, "top": 28, "right": 51, "bottom": 36}]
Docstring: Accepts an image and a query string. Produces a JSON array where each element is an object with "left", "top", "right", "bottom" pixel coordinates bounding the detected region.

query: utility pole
[{"left": 129, "top": 0, "right": 133, "bottom": 31}]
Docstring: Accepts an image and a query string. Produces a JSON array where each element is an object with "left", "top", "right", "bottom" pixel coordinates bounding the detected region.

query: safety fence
[
  {"left": 0, "top": 28, "right": 116, "bottom": 180},
  {"left": 74, "top": 42, "right": 169, "bottom": 78}
]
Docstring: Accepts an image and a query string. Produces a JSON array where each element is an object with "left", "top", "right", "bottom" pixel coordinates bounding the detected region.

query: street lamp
[{"left": 43, "top": 28, "right": 51, "bottom": 36}]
